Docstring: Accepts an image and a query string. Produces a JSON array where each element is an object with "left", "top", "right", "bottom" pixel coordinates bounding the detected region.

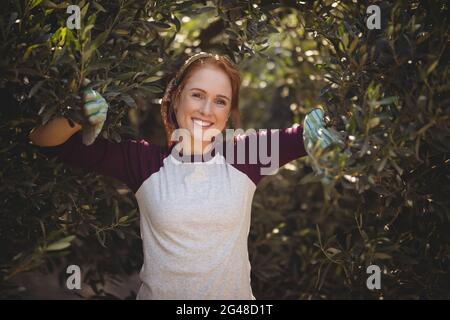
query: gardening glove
[
  {"left": 303, "top": 108, "right": 347, "bottom": 177},
  {"left": 81, "top": 87, "right": 109, "bottom": 146}
]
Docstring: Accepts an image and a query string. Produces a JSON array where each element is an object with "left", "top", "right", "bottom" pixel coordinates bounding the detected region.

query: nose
[{"left": 199, "top": 98, "right": 212, "bottom": 115}]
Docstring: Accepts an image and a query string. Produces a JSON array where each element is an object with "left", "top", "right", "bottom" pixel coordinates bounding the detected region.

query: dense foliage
[{"left": 1, "top": 0, "right": 448, "bottom": 299}]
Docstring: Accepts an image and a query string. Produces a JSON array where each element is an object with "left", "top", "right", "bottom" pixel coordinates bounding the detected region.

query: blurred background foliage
[{"left": 0, "top": 0, "right": 448, "bottom": 299}]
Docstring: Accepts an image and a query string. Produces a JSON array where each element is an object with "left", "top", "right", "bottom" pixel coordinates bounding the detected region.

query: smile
[{"left": 192, "top": 117, "right": 213, "bottom": 128}]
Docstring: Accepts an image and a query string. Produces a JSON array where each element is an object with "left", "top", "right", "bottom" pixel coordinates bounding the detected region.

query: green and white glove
[
  {"left": 303, "top": 108, "right": 346, "bottom": 177},
  {"left": 81, "top": 87, "right": 109, "bottom": 146}
]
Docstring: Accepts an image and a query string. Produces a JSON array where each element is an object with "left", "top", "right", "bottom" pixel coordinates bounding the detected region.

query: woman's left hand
[
  {"left": 303, "top": 108, "right": 343, "bottom": 152},
  {"left": 303, "top": 108, "right": 348, "bottom": 178}
]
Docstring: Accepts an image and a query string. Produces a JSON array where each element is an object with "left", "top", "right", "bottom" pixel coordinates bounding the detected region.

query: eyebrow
[{"left": 189, "top": 88, "right": 231, "bottom": 101}]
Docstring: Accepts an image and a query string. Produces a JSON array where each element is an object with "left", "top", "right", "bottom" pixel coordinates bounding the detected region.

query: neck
[{"left": 176, "top": 139, "right": 213, "bottom": 156}]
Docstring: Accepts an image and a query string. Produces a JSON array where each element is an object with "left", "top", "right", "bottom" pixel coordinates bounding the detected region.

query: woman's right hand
[{"left": 81, "top": 87, "right": 109, "bottom": 145}]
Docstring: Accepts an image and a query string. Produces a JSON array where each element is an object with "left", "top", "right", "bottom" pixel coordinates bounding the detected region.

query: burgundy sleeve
[
  {"left": 230, "top": 125, "right": 307, "bottom": 186},
  {"left": 37, "top": 131, "right": 163, "bottom": 193}
]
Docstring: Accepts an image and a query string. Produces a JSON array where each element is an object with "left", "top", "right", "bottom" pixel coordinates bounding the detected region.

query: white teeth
[{"left": 192, "top": 119, "right": 213, "bottom": 127}]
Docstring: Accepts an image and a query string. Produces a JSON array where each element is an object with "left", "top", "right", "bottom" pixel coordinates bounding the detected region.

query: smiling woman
[
  {"left": 173, "top": 66, "right": 232, "bottom": 154},
  {"left": 160, "top": 52, "right": 241, "bottom": 150},
  {"left": 28, "top": 52, "right": 340, "bottom": 300}
]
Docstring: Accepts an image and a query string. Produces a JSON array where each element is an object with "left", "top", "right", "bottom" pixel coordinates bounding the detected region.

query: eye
[
  {"left": 192, "top": 92, "right": 203, "bottom": 98},
  {"left": 216, "top": 99, "right": 226, "bottom": 106}
]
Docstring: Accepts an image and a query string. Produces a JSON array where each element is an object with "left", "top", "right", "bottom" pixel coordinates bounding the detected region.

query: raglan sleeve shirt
[
  {"left": 37, "top": 131, "right": 162, "bottom": 193},
  {"left": 35, "top": 124, "right": 307, "bottom": 300},
  {"left": 230, "top": 124, "right": 307, "bottom": 186}
]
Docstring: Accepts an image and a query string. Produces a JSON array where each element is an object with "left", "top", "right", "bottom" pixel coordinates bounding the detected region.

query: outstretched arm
[
  {"left": 29, "top": 86, "right": 108, "bottom": 147},
  {"left": 29, "top": 88, "right": 156, "bottom": 194},
  {"left": 230, "top": 108, "right": 345, "bottom": 186},
  {"left": 29, "top": 116, "right": 81, "bottom": 147}
]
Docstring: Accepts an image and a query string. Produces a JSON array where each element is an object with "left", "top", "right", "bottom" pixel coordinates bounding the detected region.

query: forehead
[{"left": 184, "top": 66, "right": 232, "bottom": 96}]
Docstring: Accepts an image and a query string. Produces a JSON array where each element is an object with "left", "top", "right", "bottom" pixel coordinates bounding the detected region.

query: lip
[{"left": 192, "top": 117, "right": 214, "bottom": 128}]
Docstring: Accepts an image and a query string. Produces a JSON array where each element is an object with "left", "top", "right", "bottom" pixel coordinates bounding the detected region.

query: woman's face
[{"left": 173, "top": 65, "right": 232, "bottom": 150}]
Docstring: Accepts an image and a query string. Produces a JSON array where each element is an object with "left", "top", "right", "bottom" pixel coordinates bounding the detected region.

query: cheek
[
  {"left": 175, "top": 98, "right": 193, "bottom": 120},
  {"left": 214, "top": 108, "right": 231, "bottom": 127},
  {"left": 179, "top": 97, "right": 199, "bottom": 116}
]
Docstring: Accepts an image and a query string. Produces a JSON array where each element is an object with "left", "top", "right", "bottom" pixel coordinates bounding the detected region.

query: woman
[{"left": 29, "top": 52, "right": 342, "bottom": 300}]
